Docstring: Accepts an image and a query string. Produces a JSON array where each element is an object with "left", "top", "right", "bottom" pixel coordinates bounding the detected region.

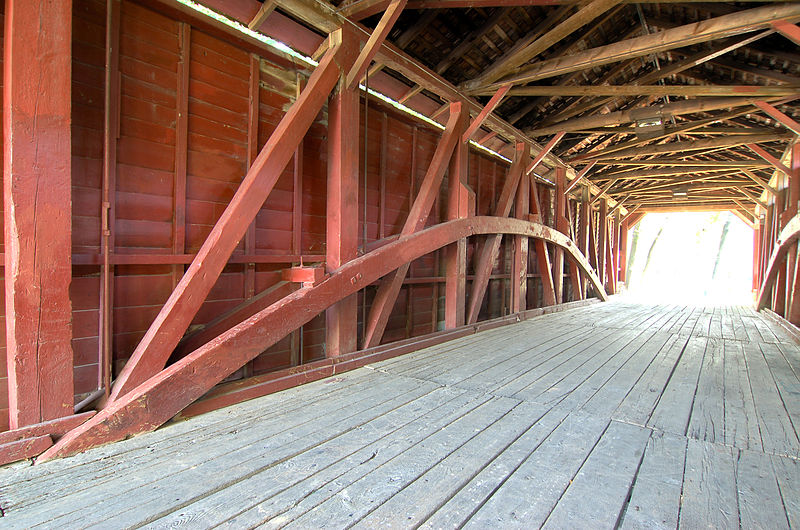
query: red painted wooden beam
[
  {"left": 565, "top": 160, "right": 597, "bottom": 194},
  {"left": 0, "top": 436, "right": 53, "bottom": 466},
  {"left": 598, "top": 199, "right": 608, "bottom": 289},
  {"left": 345, "top": 0, "right": 408, "bottom": 90},
  {"left": 0, "top": 412, "right": 95, "bottom": 445},
  {"left": 283, "top": 266, "right": 326, "bottom": 286},
  {"left": 512, "top": 159, "right": 530, "bottom": 312},
  {"left": 530, "top": 175, "right": 558, "bottom": 306},
  {"left": 526, "top": 132, "right": 565, "bottom": 175},
  {"left": 363, "top": 103, "right": 466, "bottom": 348},
  {"left": 466, "top": 144, "right": 527, "bottom": 324},
  {"left": 758, "top": 212, "right": 800, "bottom": 310},
  {"left": 39, "top": 216, "right": 606, "bottom": 462},
  {"left": 754, "top": 100, "right": 800, "bottom": 136},
  {"left": 462, "top": 84, "right": 512, "bottom": 143},
  {"left": 747, "top": 144, "right": 794, "bottom": 177},
  {"left": 772, "top": 20, "right": 800, "bottom": 46},
  {"left": 108, "top": 29, "right": 359, "bottom": 402},
  {"left": 785, "top": 145, "right": 800, "bottom": 323},
  {"left": 4, "top": 0, "right": 75, "bottom": 429},
  {"left": 177, "top": 298, "right": 601, "bottom": 420},
  {"left": 444, "top": 107, "right": 472, "bottom": 329},
  {"left": 325, "top": 27, "right": 361, "bottom": 358}
]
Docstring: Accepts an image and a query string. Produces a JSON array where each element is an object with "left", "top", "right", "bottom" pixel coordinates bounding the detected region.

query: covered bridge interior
[{"left": 0, "top": 0, "right": 799, "bottom": 526}]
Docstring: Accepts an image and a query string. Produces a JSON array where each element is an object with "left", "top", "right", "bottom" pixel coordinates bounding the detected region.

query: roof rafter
[{"left": 472, "top": 4, "right": 800, "bottom": 92}]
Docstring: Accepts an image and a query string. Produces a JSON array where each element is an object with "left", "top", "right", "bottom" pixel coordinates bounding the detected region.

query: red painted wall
[{"left": 0, "top": 0, "right": 561, "bottom": 431}]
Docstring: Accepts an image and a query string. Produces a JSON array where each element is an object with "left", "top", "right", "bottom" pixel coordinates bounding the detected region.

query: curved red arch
[
  {"left": 757, "top": 213, "right": 800, "bottom": 310},
  {"left": 40, "top": 216, "right": 606, "bottom": 460}
]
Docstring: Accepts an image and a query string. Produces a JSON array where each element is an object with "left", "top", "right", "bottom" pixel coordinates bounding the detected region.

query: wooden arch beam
[
  {"left": 758, "top": 213, "right": 800, "bottom": 310},
  {"left": 39, "top": 217, "right": 606, "bottom": 461}
]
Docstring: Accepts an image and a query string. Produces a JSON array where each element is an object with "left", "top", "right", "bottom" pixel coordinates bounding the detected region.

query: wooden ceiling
[{"left": 347, "top": 1, "right": 800, "bottom": 216}]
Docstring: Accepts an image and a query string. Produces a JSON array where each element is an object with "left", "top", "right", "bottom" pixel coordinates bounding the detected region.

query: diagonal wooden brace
[
  {"left": 362, "top": 102, "right": 467, "bottom": 348},
  {"left": 108, "top": 29, "right": 360, "bottom": 402},
  {"left": 466, "top": 143, "right": 527, "bottom": 324}
]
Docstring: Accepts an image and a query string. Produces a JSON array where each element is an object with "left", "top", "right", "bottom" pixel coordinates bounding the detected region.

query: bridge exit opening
[{"left": 623, "top": 212, "right": 754, "bottom": 305}]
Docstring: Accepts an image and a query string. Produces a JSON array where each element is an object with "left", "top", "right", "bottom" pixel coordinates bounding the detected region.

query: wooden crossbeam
[
  {"left": 480, "top": 3, "right": 800, "bottom": 90},
  {"left": 569, "top": 107, "right": 762, "bottom": 161},
  {"left": 530, "top": 97, "right": 790, "bottom": 138},
  {"left": 617, "top": 177, "right": 735, "bottom": 194},
  {"left": 542, "top": 30, "right": 774, "bottom": 125},
  {"left": 362, "top": 103, "right": 466, "bottom": 348},
  {"left": 476, "top": 85, "right": 800, "bottom": 97},
  {"left": 590, "top": 180, "right": 616, "bottom": 206},
  {"left": 470, "top": 0, "right": 623, "bottom": 88},
  {"left": 593, "top": 167, "right": 735, "bottom": 181},
  {"left": 594, "top": 159, "right": 773, "bottom": 167},
  {"left": 108, "top": 30, "right": 359, "bottom": 402},
  {"left": 588, "top": 134, "right": 792, "bottom": 160},
  {"left": 504, "top": 6, "right": 630, "bottom": 125},
  {"left": 737, "top": 186, "right": 770, "bottom": 209},
  {"left": 581, "top": 126, "right": 777, "bottom": 136},
  {"left": 357, "top": 0, "right": 800, "bottom": 11}
]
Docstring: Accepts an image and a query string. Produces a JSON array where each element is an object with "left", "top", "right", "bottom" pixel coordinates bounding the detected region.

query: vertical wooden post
[
  {"left": 618, "top": 218, "right": 629, "bottom": 287},
  {"left": 172, "top": 23, "right": 190, "bottom": 292},
  {"left": 244, "top": 54, "right": 261, "bottom": 301},
  {"left": 290, "top": 74, "right": 305, "bottom": 367},
  {"left": 4, "top": 0, "right": 75, "bottom": 428},
  {"left": 763, "top": 204, "right": 774, "bottom": 288},
  {"left": 598, "top": 199, "right": 608, "bottom": 290},
  {"left": 785, "top": 144, "right": 800, "bottom": 323},
  {"left": 325, "top": 30, "right": 360, "bottom": 358},
  {"left": 240, "top": 52, "right": 261, "bottom": 375},
  {"left": 99, "top": 0, "right": 121, "bottom": 398},
  {"left": 379, "top": 113, "right": 388, "bottom": 240},
  {"left": 553, "top": 169, "right": 566, "bottom": 303},
  {"left": 753, "top": 216, "right": 762, "bottom": 293},
  {"left": 611, "top": 209, "right": 621, "bottom": 294},
  {"left": 529, "top": 174, "right": 557, "bottom": 307},
  {"left": 773, "top": 190, "right": 787, "bottom": 315},
  {"left": 444, "top": 106, "right": 470, "bottom": 329},
  {"left": 512, "top": 158, "right": 529, "bottom": 313},
  {"left": 605, "top": 221, "right": 617, "bottom": 295},
  {"left": 578, "top": 187, "right": 590, "bottom": 297}
]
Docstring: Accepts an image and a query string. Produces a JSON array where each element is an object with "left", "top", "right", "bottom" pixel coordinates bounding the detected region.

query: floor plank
[{"left": 1, "top": 299, "right": 798, "bottom": 529}]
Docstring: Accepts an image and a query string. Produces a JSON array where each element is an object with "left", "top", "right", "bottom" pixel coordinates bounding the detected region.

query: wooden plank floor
[{"left": 1, "top": 300, "right": 799, "bottom": 528}]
